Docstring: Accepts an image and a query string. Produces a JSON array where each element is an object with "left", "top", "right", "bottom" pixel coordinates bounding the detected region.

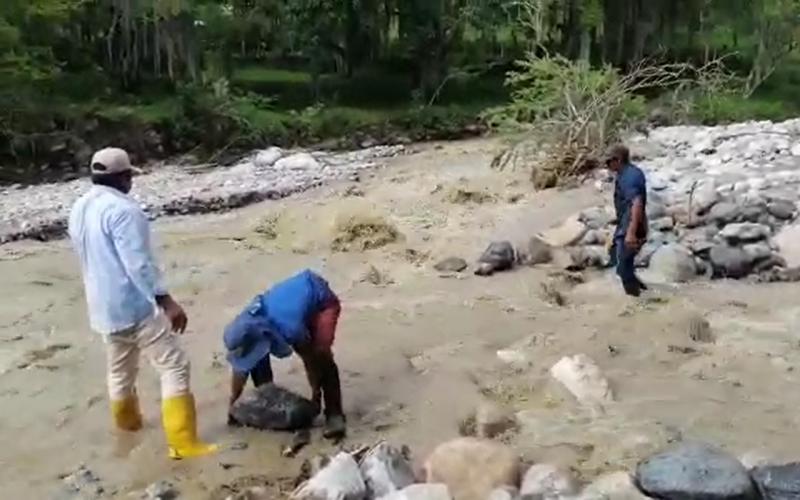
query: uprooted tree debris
[{"left": 484, "top": 53, "right": 742, "bottom": 189}]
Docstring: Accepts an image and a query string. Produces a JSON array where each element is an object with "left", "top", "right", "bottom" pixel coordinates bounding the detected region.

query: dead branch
[{"left": 489, "top": 53, "right": 742, "bottom": 190}]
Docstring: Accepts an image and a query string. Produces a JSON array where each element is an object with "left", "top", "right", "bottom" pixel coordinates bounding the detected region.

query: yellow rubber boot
[
  {"left": 161, "top": 393, "right": 218, "bottom": 459},
  {"left": 110, "top": 396, "right": 143, "bottom": 432}
]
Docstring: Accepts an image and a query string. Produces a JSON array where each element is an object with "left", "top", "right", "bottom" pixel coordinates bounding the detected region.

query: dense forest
[{"left": 2, "top": 0, "right": 800, "bottom": 183}]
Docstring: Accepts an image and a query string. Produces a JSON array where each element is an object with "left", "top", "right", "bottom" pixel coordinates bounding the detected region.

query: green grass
[
  {"left": 230, "top": 64, "right": 509, "bottom": 109},
  {"left": 91, "top": 100, "right": 184, "bottom": 123},
  {"left": 233, "top": 67, "right": 312, "bottom": 84}
]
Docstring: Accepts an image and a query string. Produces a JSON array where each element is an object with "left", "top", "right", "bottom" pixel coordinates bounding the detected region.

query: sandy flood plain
[{"left": 1, "top": 138, "right": 800, "bottom": 498}]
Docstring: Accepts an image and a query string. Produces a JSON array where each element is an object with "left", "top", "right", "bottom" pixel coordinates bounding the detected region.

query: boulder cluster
[
  {"left": 285, "top": 430, "right": 797, "bottom": 500},
  {"left": 474, "top": 119, "right": 800, "bottom": 282}
]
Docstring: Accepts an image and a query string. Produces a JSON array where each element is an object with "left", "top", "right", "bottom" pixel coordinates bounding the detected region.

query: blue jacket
[
  {"left": 223, "top": 269, "right": 334, "bottom": 373},
  {"left": 614, "top": 163, "right": 648, "bottom": 239}
]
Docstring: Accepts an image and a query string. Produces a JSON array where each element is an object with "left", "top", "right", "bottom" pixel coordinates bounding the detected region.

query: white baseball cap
[{"left": 90, "top": 147, "right": 142, "bottom": 175}]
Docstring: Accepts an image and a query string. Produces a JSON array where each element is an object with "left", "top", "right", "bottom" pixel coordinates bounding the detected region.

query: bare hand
[
  {"left": 624, "top": 233, "right": 640, "bottom": 250},
  {"left": 161, "top": 297, "right": 188, "bottom": 333}
]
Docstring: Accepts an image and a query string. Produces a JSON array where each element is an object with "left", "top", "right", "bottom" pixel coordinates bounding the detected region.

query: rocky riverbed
[
  {"left": 625, "top": 119, "right": 800, "bottom": 281},
  {"left": 472, "top": 119, "right": 800, "bottom": 282},
  {"left": 0, "top": 144, "right": 406, "bottom": 244}
]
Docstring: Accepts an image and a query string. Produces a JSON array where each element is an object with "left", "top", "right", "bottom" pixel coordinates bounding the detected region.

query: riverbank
[{"left": 0, "top": 144, "right": 407, "bottom": 244}]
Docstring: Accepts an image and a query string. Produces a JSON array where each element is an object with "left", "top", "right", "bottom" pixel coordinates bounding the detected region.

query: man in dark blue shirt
[{"left": 606, "top": 144, "right": 649, "bottom": 296}]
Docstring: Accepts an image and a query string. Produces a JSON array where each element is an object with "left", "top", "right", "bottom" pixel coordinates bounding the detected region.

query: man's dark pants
[{"left": 608, "top": 237, "right": 646, "bottom": 296}]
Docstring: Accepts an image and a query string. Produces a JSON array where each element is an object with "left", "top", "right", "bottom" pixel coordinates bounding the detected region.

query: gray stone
[
  {"left": 739, "top": 203, "right": 769, "bottom": 223},
  {"left": 254, "top": 146, "right": 283, "bottom": 167},
  {"left": 434, "top": 257, "right": 468, "bottom": 273},
  {"left": 293, "top": 452, "right": 367, "bottom": 500},
  {"left": 695, "top": 257, "right": 710, "bottom": 277},
  {"left": 539, "top": 216, "right": 588, "bottom": 247},
  {"left": 229, "top": 383, "right": 317, "bottom": 431},
  {"left": 743, "top": 242, "right": 772, "bottom": 262},
  {"left": 753, "top": 253, "right": 785, "bottom": 274},
  {"left": 719, "top": 223, "right": 771, "bottom": 243},
  {"left": 756, "top": 265, "right": 800, "bottom": 283},
  {"left": 768, "top": 199, "right": 796, "bottom": 220},
  {"left": 648, "top": 197, "right": 669, "bottom": 220},
  {"left": 579, "top": 207, "right": 614, "bottom": 230},
  {"left": 145, "top": 481, "right": 178, "bottom": 500},
  {"left": 691, "top": 182, "right": 720, "bottom": 215},
  {"left": 519, "top": 464, "right": 580, "bottom": 500},
  {"left": 773, "top": 223, "right": 800, "bottom": 267},
  {"left": 648, "top": 244, "right": 696, "bottom": 282},
  {"left": 709, "top": 244, "right": 753, "bottom": 279},
  {"left": 750, "top": 463, "right": 800, "bottom": 500},
  {"left": 517, "top": 237, "right": 553, "bottom": 266},
  {"left": 496, "top": 349, "right": 531, "bottom": 369},
  {"left": 636, "top": 241, "right": 663, "bottom": 268},
  {"left": 59, "top": 466, "right": 104, "bottom": 498},
  {"left": 635, "top": 441, "right": 758, "bottom": 500},
  {"left": 578, "top": 229, "right": 608, "bottom": 246},
  {"left": 706, "top": 202, "right": 742, "bottom": 225},
  {"left": 579, "top": 472, "right": 647, "bottom": 500},
  {"left": 359, "top": 442, "right": 416, "bottom": 498},
  {"left": 379, "top": 484, "right": 453, "bottom": 500},
  {"left": 476, "top": 241, "right": 516, "bottom": 276},
  {"left": 568, "top": 246, "right": 607, "bottom": 270},
  {"left": 226, "top": 487, "right": 270, "bottom": 499},
  {"left": 488, "top": 486, "right": 520, "bottom": 500},
  {"left": 651, "top": 217, "right": 675, "bottom": 232},
  {"left": 680, "top": 227, "right": 717, "bottom": 255}
]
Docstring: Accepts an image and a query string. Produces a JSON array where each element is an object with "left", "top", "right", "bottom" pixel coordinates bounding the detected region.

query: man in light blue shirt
[{"left": 68, "top": 147, "right": 216, "bottom": 459}]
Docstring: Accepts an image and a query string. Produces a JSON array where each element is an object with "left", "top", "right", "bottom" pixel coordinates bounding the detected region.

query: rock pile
[
  {"left": 473, "top": 119, "right": 800, "bottom": 281},
  {"left": 623, "top": 119, "right": 800, "bottom": 281},
  {"left": 0, "top": 145, "right": 405, "bottom": 244},
  {"left": 287, "top": 434, "right": 800, "bottom": 500},
  {"left": 286, "top": 437, "right": 645, "bottom": 500}
]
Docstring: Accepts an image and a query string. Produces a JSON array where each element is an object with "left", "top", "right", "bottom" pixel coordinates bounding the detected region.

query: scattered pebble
[
  {"left": 549, "top": 354, "right": 614, "bottom": 408},
  {"left": 519, "top": 463, "right": 579, "bottom": 499},
  {"left": 433, "top": 256, "right": 468, "bottom": 273},
  {"left": 144, "top": 480, "right": 178, "bottom": 500}
]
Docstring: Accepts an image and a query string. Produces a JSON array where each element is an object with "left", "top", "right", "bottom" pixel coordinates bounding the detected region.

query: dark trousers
[
  {"left": 248, "top": 350, "right": 343, "bottom": 419},
  {"left": 247, "top": 356, "right": 274, "bottom": 387},
  {"left": 608, "top": 237, "right": 645, "bottom": 296},
  {"left": 295, "top": 345, "right": 344, "bottom": 419}
]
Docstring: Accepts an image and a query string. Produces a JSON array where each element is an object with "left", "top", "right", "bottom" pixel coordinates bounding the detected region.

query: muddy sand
[{"left": 2, "top": 138, "right": 800, "bottom": 498}]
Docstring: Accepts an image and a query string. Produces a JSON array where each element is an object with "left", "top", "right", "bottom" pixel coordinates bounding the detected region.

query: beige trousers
[{"left": 104, "top": 309, "right": 191, "bottom": 400}]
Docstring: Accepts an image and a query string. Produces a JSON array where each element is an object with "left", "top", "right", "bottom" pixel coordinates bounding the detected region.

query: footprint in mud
[
  {"left": 17, "top": 343, "right": 72, "bottom": 369},
  {"left": 208, "top": 474, "right": 296, "bottom": 500},
  {"left": 349, "top": 401, "right": 406, "bottom": 433}
]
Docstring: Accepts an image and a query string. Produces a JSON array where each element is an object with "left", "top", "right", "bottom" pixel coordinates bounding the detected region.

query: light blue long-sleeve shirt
[{"left": 68, "top": 185, "right": 167, "bottom": 334}]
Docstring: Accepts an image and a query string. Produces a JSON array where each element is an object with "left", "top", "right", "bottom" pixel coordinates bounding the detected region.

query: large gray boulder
[
  {"left": 648, "top": 243, "right": 696, "bottom": 282},
  {"left": 635, "top": 441, "right": 759, "bottom": 500},
  {"left": 750, "top": 462, "right": 800, "bottom": 500}
]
